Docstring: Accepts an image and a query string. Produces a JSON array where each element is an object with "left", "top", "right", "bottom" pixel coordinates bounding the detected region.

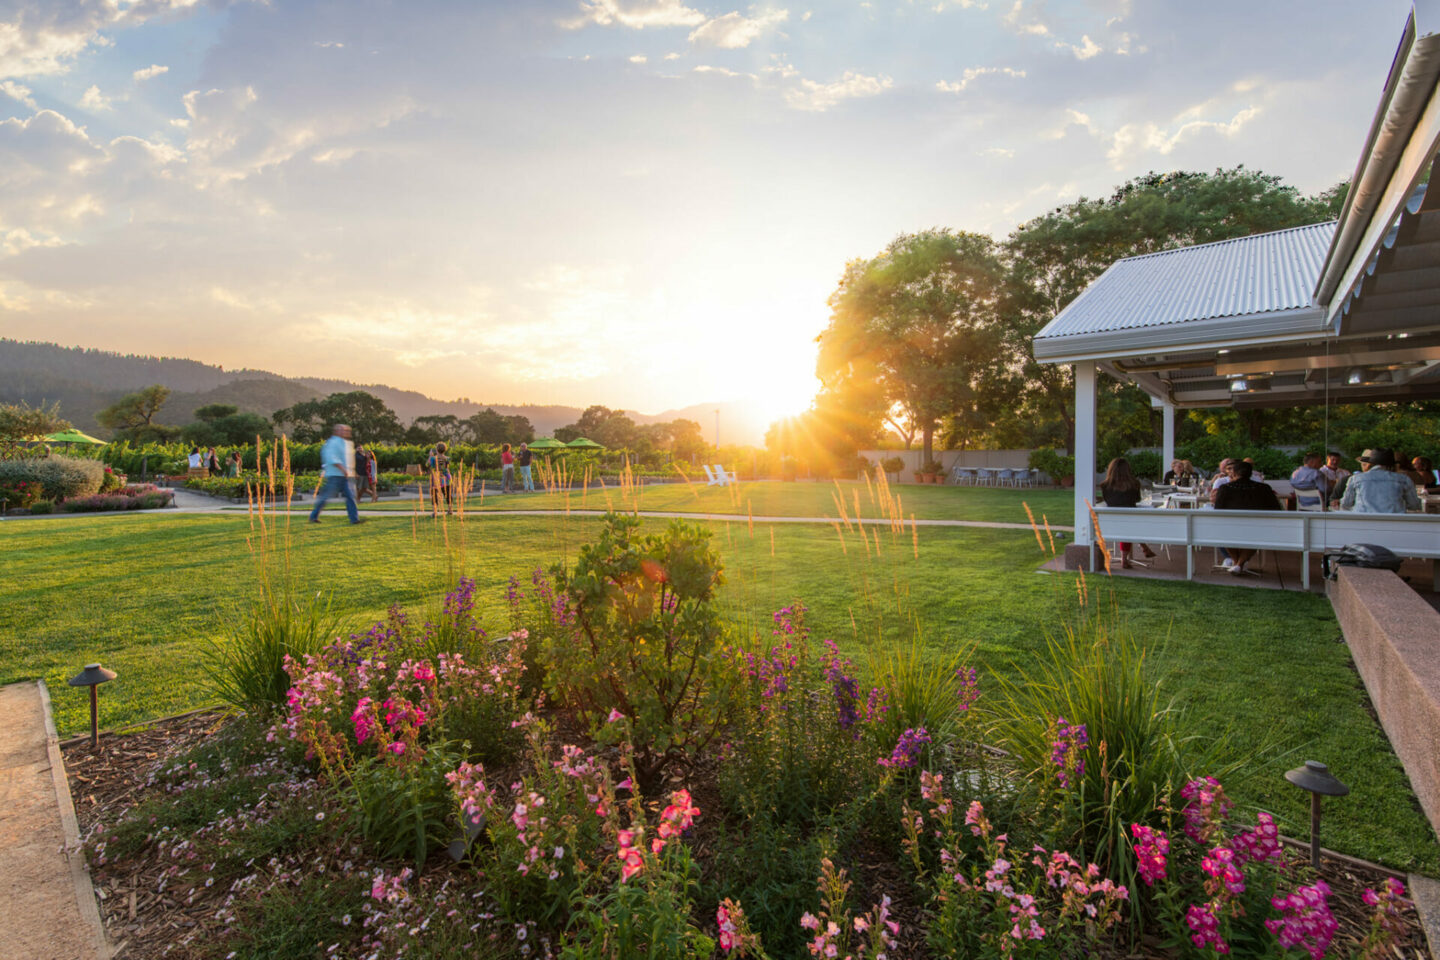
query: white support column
[
  {"left": 1073, "top": 361, "right": 1098, "bottom": 550},
  {"left": 1161, "top": 401, "right": 1176, "bottom": 477}
]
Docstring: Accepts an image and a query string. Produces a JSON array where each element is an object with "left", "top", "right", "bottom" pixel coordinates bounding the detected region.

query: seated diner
[{"left": 1214, "top": 460, "right": 1280, "bottom": 576}]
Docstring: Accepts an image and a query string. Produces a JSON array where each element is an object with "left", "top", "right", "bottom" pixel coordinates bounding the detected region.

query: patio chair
[
  {"left": 714, "top": 465, "right": 736, "bottom": 486},
  {"left": 950, "top": 464, "right": 975, "bottom": 485},
  {"left": 702, "top": 465, "right": 720, "bottom": 486},
  {"left": 995, "top": 468, "right": 1015, "bottom": 487},
  {"left": 1295, "top": 489, "right": 1324, "bottom": 512}
]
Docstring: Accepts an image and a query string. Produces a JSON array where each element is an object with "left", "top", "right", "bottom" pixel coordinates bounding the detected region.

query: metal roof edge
[
  {"left": 1033, "top": 259, "right": 1125, "bottom": 340},
  {"left": 1033, "top": 305, "right": 1330, "bottom": 364},
  {"left": 1106, "top": 220, "right": 1335, "bottom": 266}
]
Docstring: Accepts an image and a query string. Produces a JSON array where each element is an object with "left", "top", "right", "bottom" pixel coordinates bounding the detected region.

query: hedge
[{"left": 0, "top": 456, "right": 105, "bottom": 502}]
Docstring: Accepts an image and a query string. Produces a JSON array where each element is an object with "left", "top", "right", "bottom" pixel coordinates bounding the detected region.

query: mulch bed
[{"left": 64, "top": 711, "right": 1434, "bottom": 959}]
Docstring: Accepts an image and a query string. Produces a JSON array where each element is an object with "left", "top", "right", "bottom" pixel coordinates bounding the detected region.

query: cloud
[
  {"left": 0, "top": 79, "right": 35, "bottom": 109},
  {"left": 561, "top": 0, "right": 706, "bottom": 30},
  {"left": 0, "top": 0, "right": 212, "bottom": 78},
  {"left": 784, "top": 70, "right": 892, "bottom": 111},
  {"left": 1106, "top": 105, "right": 1261, "bottom": 168},
  {"left": 628, "top": 53, "right": 647, "bottom": 62},
  {"left": 935, "top": 66, "right": 1024, "bottom": 93},
  {"left": 79, "top": 84, "right": 111, "bottom": 111},
  {"left": 978, "top": 146, "right": 1014, "bottom": 158},
  {"left": 688, "top": 9, "right": 789, "bottom": 49},
  {"left": 933, "top": 0, "right": 988, "bottom": 8},
  {"left": 132, "top": 63, "right": 168, "bottom": 82},
  {"left": 1055, "top": 34, "right": 1101, "bottom": 59},
  {"left": 1001, "top": 1, "right": 1049, "bottom": 36}
]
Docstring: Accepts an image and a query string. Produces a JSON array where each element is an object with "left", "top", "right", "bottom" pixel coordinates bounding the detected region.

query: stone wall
[{"left": 1329, "top": 567, "right": 1440, "bottom": 840}]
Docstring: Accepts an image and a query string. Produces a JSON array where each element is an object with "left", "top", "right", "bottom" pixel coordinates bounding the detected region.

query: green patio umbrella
[
  {"left": 44, "top": 428, "right": 106, "bottom": 445},
  {"left": 527, "top": 438, "right": 566, "bottom": 450},
  {"left": 564, "top": 437, "right": 605, "bottom": 449}
]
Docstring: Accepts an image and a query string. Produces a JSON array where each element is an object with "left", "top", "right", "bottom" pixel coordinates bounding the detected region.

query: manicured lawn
[
  {"left": 307, "top": 478, "right": 1077, "bottom": 526},
  {"left": 1, "top": 508, "right": 1434, "bottom": 872}
]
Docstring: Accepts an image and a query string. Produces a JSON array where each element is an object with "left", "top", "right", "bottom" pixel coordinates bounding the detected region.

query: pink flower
[
  {"left": 607, "top": 708, "right": 625, "bottom": 723},
  {"left": 1130, "top": 823, "right": 1169, "bottom": 885},
  {"left": 388, "top": 741, "right": 405, "bottom": 755}
]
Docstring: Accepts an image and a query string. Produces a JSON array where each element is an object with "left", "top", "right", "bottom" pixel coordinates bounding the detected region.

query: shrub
[
  {"left": 205, "top": 593, "right": 350, "bottom": 718},
  {"left": 721, "top": 604, "right": 888, "bottom": 826},
  {"left": 98, "top": 465, "right": 127, "bottom": 493},
  {"left": 185, "top": 473, "right": 294, "bottom": 500},
  {"left": 57, "top": 484, "right": 173, "bottom": 512},
  {"left": 0, "top": 455, "right": 104, "bottom": 501},
  {"left": 985, "top": 610, "right": 1239, "bottom": 892},
  {"left": 1028, "top": 447, "right": 1075, "bottom": 482},
  {"left": 1125, "top": 449, "right": 1163, "bottom": 481},
  {"left": 26, "top": 499, "right": 53, "bottom": 514},
  {"left": 0, "top": 477, "right": 42, "bottom": 508},
  {"left": 527, "top": 513, "right": 736, "bottom": 794},
  {"left": 881, "top": 456, "right": 905, "bottom": 476}
]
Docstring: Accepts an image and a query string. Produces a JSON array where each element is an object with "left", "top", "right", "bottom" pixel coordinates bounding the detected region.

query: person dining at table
[
  {"left": 1214, "top": 460, "right": 1280, "bottom": 576},
  {"left": 1341, "top": 448, "right": 1421, "bottom": 514},
  {"left": 1208, "top": 458, "right": 1236, "bottom": 504},
  {"left": 1100, "top": 457, "right": 1156, "bottom": 568},
  {"left": 1290, "top": 451, "right": 1327, "bottom": 500}
]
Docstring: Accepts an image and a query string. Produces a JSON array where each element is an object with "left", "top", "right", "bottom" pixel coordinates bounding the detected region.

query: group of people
[
  {"left": 1103, "top": 447, "right": 1432, "bottom": 574},
  {"left": 423, "top": 442, "right": 536, "bottom": 516},
  {"left": 187, "top": 447, "right": 242, "bottom": 477}
]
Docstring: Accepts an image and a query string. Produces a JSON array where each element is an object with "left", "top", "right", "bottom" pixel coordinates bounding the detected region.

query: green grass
[
  {"left": 2, "top": 505, "right": 1435, "bottom": 873},
  {"left": 302, "top": 478, "right": 1076, "bottom": 526}
]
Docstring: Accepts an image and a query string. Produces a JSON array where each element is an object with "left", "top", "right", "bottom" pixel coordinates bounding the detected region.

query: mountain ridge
[{"left": 0, "top": 339, "right": 766, "bottom": 442}]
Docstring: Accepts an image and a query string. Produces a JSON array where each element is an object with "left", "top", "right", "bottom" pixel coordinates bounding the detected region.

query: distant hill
[{"left": 0, "top": 340, "right": 758, "bottom": 441}]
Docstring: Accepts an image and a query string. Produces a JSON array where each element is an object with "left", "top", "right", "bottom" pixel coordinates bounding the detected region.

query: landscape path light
[
  {"left": 1283, "top": 760, "right": 1349, "bottom": 871},
  {"left": 68, "top": 662, "right": 116, "bottom": 750}
]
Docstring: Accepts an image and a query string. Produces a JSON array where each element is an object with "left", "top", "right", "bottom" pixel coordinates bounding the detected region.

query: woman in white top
[{"left": 187, "top": 448, "right": 202, "bottom": 470}]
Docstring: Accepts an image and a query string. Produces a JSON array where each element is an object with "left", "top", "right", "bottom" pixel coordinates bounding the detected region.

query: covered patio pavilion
[{"left": 1033, "top": 1, "right": 1440, "bottom": 590}]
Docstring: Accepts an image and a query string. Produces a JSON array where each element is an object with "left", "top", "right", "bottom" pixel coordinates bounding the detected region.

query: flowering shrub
[
  {"left": 59, "top": 484, "right": 173, "bottom": 512},
  {"left": 0, "top": 477, "right": 41, "bottom": 508},
  {"left": 903, "top": 771, "right": 1128, "bottom": 958},
  {"left": 524, "top": 513, "right": 736, "bottom": 794},
  {"left": 720, "top": 604, "right": 890, "bottom": 825},
  {"left": 276, "top": 581, "right": 529, "bottom": 861},
  {"left": 986, "top": 614, "right": 1232, "bottom": 886},
  {"left": 0, "top": 455, "right": 104, "bottom": 501},
  {"left": 1124, "top": 775, "right": 1410, "bottom": 958}
]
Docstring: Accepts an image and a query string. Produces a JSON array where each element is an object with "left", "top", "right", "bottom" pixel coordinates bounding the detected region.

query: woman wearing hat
[{"left": 1340, "top": 448, "right": 1421, "bottom": 514}]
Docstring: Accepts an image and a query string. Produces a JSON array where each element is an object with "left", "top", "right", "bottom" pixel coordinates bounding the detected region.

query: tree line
[
  {"left": 88, "top": 388, "right": 711, "bottom": 463},
  {"left": 775, "top": 165, "right": 1431, "bottom": 474}
]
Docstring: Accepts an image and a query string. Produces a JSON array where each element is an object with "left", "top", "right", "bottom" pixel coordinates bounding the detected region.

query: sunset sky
[{"left": 0, "top": 0, "right": 1415, "bottom": 428}]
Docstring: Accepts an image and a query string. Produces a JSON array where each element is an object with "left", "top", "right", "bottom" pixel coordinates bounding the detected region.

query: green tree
[
  {"left": 0, "top": 400, "right": 70, "bottom": 459},
  {"left": 818, "top": 229, "right": 1005, "bottom": 464},
  {"left": 273, "top": 391, "right": 403, "bottom": 444},
  {"left": 1001, "top": 166, "right": 1345, "bottom": 452},
  {"left": 462, "top": 409, "right": 534, "bottom": 445},
  {"left": 97, "top": 384, "right": 175, "bottom": 442},
  {"left": 555, "top": 405, "right": 639, "bottom": 448},
  {"left": 405, "top": 414, "right": 468, "bottom": 445}
]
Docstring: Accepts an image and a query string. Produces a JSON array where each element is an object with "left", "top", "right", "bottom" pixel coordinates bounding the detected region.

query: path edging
[{"left": 37, "top": 680, "right": 110, "bottom": 960}]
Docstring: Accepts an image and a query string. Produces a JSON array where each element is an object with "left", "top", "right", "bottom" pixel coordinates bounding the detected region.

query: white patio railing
[{"left": 1090, "top": 507, "right": 1440, "bottom": 589}]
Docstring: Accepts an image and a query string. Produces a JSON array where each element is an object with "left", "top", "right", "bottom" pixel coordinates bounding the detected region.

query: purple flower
[
  {"left": 878, "top": 727, "right": 931, "bottom": 768},
  {"left": 1050, "top": 717, "right": 1089, "bottom": 788}
]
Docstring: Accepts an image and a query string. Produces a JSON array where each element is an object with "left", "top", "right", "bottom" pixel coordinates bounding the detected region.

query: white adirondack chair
[
  {"left": 714, "top": 464, "right": 735, "bottom": 486},
  {"left": 702, "top": 465, "right": 721, "bottom": 486}
]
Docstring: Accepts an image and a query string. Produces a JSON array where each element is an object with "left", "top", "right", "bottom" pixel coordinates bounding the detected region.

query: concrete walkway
[
  {"left": 0, "top": 682, "right": 107, "bottom": 959},
  {"left": 2, "top": 487, "right": 1077, "bottom": 533}
]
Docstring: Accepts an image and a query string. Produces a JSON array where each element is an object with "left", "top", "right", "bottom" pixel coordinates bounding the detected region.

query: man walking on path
[
  {"left": 517, "top": 442, "right": 534, "bottom": 492},
  {"left": 309, "top": 424, "right": 362, "bottom": 524}
]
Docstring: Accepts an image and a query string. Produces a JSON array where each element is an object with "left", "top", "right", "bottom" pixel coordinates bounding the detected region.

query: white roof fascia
[
  {"left": 1033, "top": 305, "right": 1329, "bottom": 365},
  {"left": 1317, "top": 1, "right": 1440, "bottom": 313}
]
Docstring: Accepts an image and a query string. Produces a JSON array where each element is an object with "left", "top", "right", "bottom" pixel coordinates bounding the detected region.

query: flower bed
[
  {"left": 59, "top": 484, "right": 174, "bottom": 512},
  {"left": 184, "top": 472, "right": 295, "bottom": 500},
  {"left": 71, "top": 516, "right": 1429, "bottom": 959}
]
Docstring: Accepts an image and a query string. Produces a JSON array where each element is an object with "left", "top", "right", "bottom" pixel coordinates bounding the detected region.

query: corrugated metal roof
[{"left": 1034, "top": 220, "right": 1337, "bottom": 345}]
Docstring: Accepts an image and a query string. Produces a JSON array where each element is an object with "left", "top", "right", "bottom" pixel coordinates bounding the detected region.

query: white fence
[
  {"left": 1092, "top": 507, "right": 1440, "bottom": 589},
  {"left": 859, "top": 449, "right": 1035, "bottom": 476}
]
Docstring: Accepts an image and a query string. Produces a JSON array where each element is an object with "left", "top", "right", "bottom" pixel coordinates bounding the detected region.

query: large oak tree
[{"left": 818, "top": 229, "right": 1005, "bottom": 464}]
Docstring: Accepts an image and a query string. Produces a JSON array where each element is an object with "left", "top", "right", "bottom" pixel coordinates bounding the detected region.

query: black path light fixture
[
  {"left": 1284, "top": 760, "right": 1350, "bottom": 871},
  {"left": 68, "top": 662, "right": 116, "bottom": 750}
]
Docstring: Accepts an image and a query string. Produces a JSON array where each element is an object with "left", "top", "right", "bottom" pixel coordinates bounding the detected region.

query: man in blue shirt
[
  {"left": 1290, "top": 452, "right": 1325, "bottom": 497},
  {"left": 309, "top": 424, "right": 362, "bottom": 524},
  {"left": 1341, "top": 448, "right": 1421, "bottom": 514}
]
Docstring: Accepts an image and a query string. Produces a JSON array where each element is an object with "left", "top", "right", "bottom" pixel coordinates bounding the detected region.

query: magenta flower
[
  {"left": 1130, "top": 823, "right": 1169, "bottom": 885},
  {"left": 1266, "top": 880, "right": 1337, "bottom": 960},
  {"left": 878, "top": 727, "right": 931, "bottom": 768}
]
